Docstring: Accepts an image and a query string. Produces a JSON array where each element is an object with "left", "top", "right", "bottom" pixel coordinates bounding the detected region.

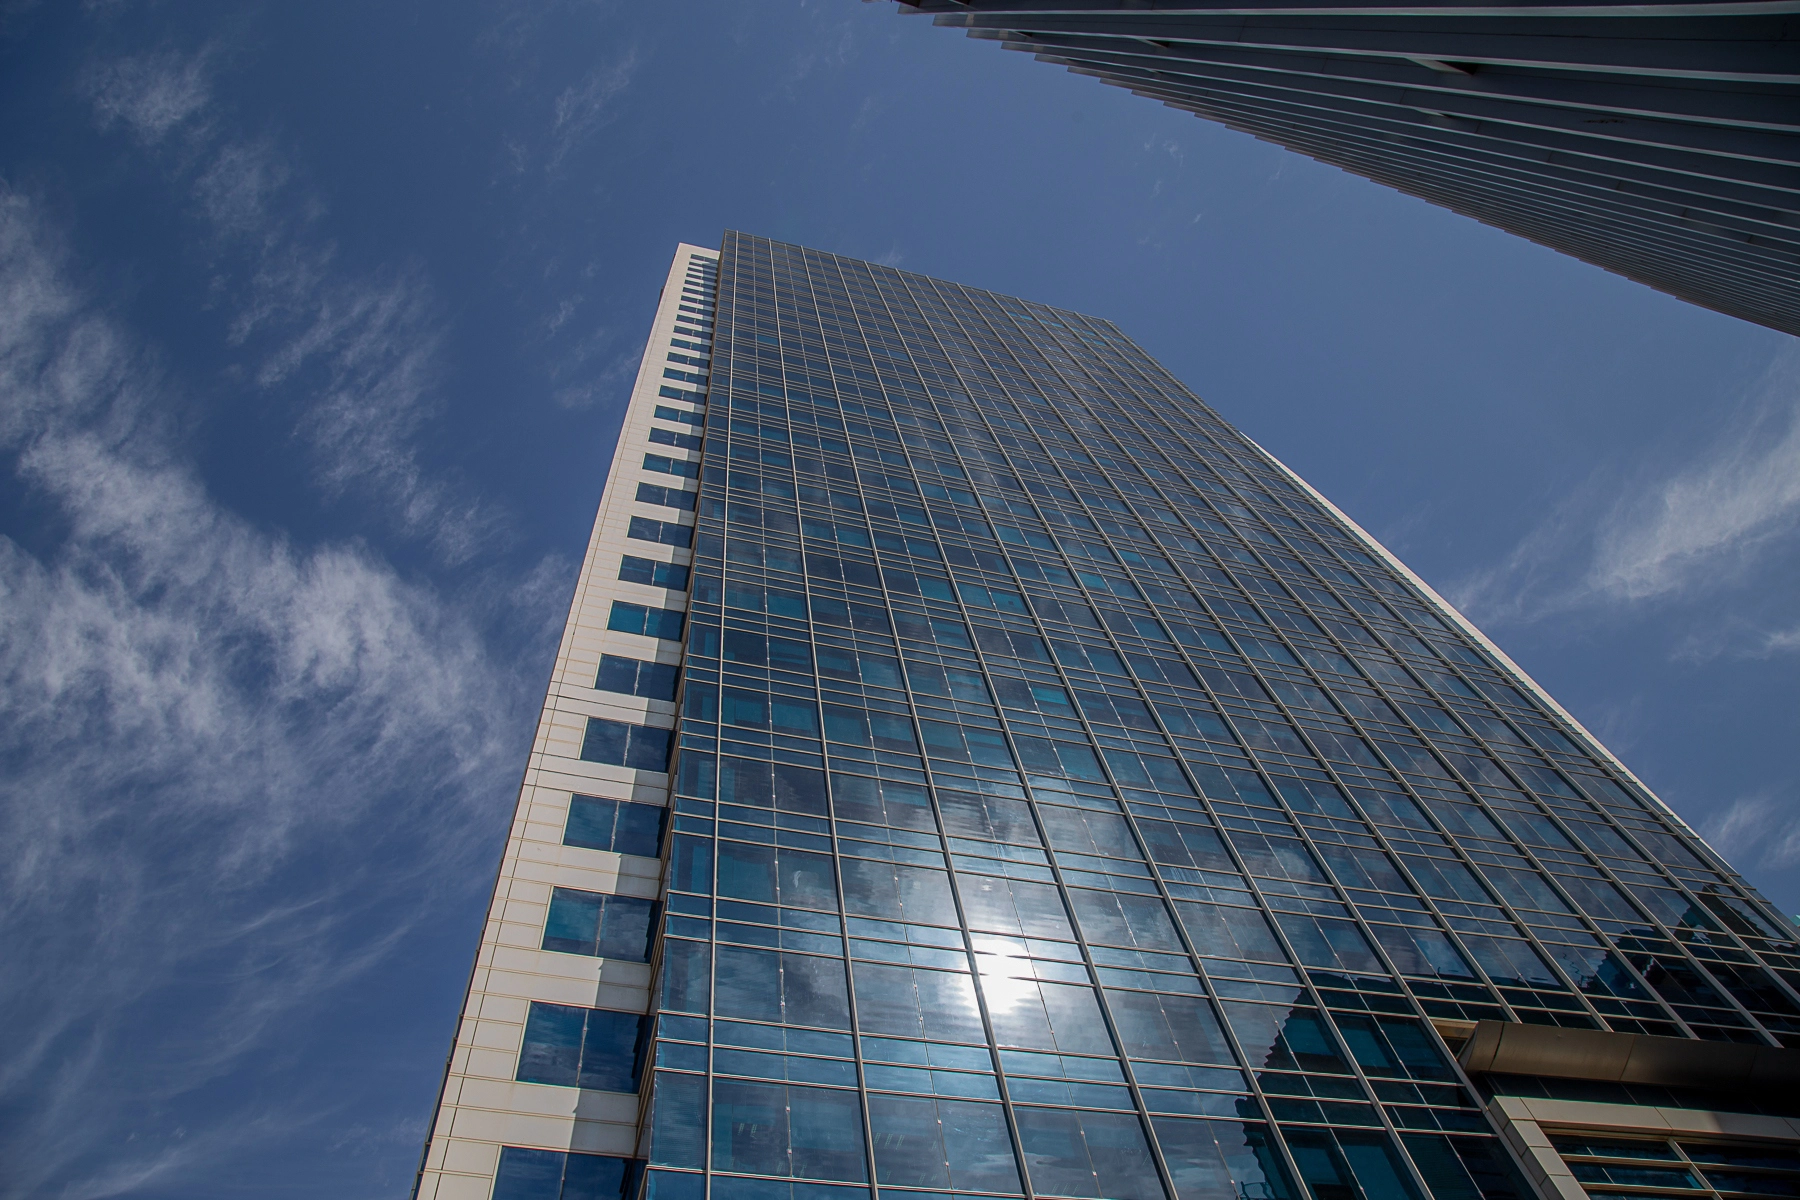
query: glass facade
[
  {"left": 897, "top": 3, "right": 1800, "bottom": 343},
  {"left": 460, "top": 233, "right": 1800, "bottom": 1200}
]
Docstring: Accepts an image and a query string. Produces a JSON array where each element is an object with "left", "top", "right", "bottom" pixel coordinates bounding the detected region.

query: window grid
[{"left": 626, "top": 234, "right": 1799, "bottom": 1200}]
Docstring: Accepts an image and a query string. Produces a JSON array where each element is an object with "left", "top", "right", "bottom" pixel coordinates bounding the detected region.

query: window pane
[
  {"left": 596, "top": 655, "right": 644, "bottom": 694},
  {"left": 492, "top": 1147, "right": 565, "bottom": 1200},
  {"left": 565, "top": 795, "right": 620, "bottom": 850},
  {"left": 787, "top": 1084, "right": 869, "bottom": 1182},
  {"left": 650, "top": 1072, "right": 707, "bottom": 1169},
  {"left": 612, "top": 801, "right": 667, "bottom": 857},
  {"left": 559, "top": 1152, "right": 636, "bottom": 1200},
  {"left": 578, "top": 1008, "right": 643, "bottom": 1092},
  {"left": 1154, "top": 1118, "right": 1295, "bottom": 1200},
  {"left": 543, "top": 888, "right": 603, "bottom": 955},
  {"left": 580, "top": 718, "right": 630, "bottom": 765},
  {"left": 518, "top": 1001, "right": 585, "bottom": 1087},
  {"left": 596, "top": 895, "right": 656, "bottom": 962}
]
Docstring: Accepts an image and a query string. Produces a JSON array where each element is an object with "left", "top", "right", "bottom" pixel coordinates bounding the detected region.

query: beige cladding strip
[{"left": 414, "top": 243, "right": 715, "bottom": 1200}]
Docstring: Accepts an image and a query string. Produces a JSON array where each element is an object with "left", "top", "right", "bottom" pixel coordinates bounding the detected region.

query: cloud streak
[
  {"left": 1452, "top": 343, "right": 1800, "bottom": 639},
  {"left": 83, "top": 46, "right": 505, "bottom": 564},
  {"left": 548, "top": 48, "right": 638, "bottom": 172},
  {"left": 1701, "top": 795, "right": 1800, "bottom": 883},
  {"left": 80, "top": 48, "right": 213, "bottom": 144},
  {"left": 0, "top": 189, "right": 537, "bottom": 1197}
]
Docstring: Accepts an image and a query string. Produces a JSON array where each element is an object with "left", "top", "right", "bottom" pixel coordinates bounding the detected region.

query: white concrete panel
[{"left": 416, "top": 241, "right": 716, "bottom": 1199}]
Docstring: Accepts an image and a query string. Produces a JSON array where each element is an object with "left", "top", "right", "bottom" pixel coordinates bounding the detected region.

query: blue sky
[{"left": 0, "top": 2, "right": 1795, "bottom": 1196}]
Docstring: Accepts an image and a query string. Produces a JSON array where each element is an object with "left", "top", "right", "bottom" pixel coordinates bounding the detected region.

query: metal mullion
[
  {"left": 1078, "top": 30, "right": 1800, "bottom": 141},
  {"left": 1303, "top": 606, "right": 1779, "bottom": 1040},
  {"left": 1522, "top": 780, "right": 1800, "bottom": 1008},
  {"left": 1185, "top": 580, "right": 1583, "bottom": 1025},
  {"left": 1181, "top": 590, "right": 1620, "bottom": 1030},
  {"left": 1095, "top": 57, "right": 1800, "bottom": 242},
  {"left": 1468, "top": 771, "right": 1791, "bottom": 1038},
  {"left": 949, "top": 8, "right": 1800, "bottom": 81},
  {"left": 1183, "top": 644, "right": 1531, "bottom": 1028},
  {"left": 761, "top": 253, "right": 896, "bottom": 1198},
  {"left": 1048, "top": 40, "right": 1800, "bottom": 219},
  {"left": 969, "top": 296, "right": 1453, "bottom": 1200},
  {"left": 835, "top": 254, "right": 1079, "bottom": 1200},
  {"left": 886, "top": 270, "right": 1200, "bottom": 1200},
  {"left": 723, "top": 250, "right": 869, "bottom": 1178},
  {"left": 1140, "top": 97, "right": 1800, "bottom": 325},
  {"left": 957, "top": 291, "right": 1495, "bottom": 1197},
  {"left": 969, "top": 667, "right": 1187, "bottom": 1200},
  {"left": 997, "top": 540, "right": 1425, "bottom": 1147}
]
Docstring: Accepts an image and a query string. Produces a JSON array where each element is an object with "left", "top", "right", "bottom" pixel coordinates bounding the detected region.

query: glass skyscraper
[
  {"left": 413, "top": 234, "right": 1800, "bottom": 1200},
  {"left": 894, "top": 1, "right": 1800, "bottom": 341}
]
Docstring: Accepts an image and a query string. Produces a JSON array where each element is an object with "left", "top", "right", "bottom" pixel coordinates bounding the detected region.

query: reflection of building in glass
[
  {"left": 895, "top": 1, "right": 1800, "bottom": 340},
  {"left": 412, "top": 234, "right": 1800, "bottom": 1200}
]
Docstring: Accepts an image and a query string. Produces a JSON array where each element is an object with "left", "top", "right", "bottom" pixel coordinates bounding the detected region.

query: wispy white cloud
[
  {"left": 548, "top": 48, "right": 638, "bottom": 171},
  {"left": 80, "top": 48, "right": 213, "bottom": 144},
  {"left": 1452, "top": 343, "right": 1800, "bottom": 640},
  {"left": 0, "top": 189, "right": 540, "bottom": 1196},
  {"left": 194, "top": 136, "right": 296, "bottom": 244},
  {"left": 80, "top": 45, "right": 505, "bottom": 564},
  {"left": 781, "top": 18, "right": 856, "bottom": 88},
  {"left": 251, "top": 260, "right": 504, "bottom": 563},
  {"left": 1586, "top": 349, "right": 1800, "bottom": 604},
  {"left": 1764, "top": 626, "right": 1800, "bottom": 655},
  {"left": 552, "top": 338, "right": 640, "bottom": 410},
  {"left": 1701, "top": 794, "right": 1800, "bottom": 879}
]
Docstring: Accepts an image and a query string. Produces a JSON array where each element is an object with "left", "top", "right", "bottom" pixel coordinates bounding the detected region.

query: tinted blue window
[
  {"left": 493, "top": 1147, "right": 640, "bottom": 1200},
  {"left": 559, "top": 1152, "right": 636, "bottom": 1200},
  {"left": 1401, "top": 1133, "right": 1531, "bottom": 1200},
  {"left": 643, "top": 453, "right": 701, "bottom": 479},
  {"left": 715, "top": 946, "right": 851, "bottom": 1030},
  {"left": 580, "top": 1009, "right": 642, "bottom": 1091},
  {"left": 1285, "top": 1129, "right": 1425, "bottom": 1200},
  {"left": 661, "top": 938, "right": 711, "bottom": 1014},
  {"left": 580, "top": 718, "right": 672, "bottom": 772},
  {"left": 515, "top": 1000, "right": 644, "bottom": 1091},
  {"left": 1153, "top": 1118, "right": 1296, "bottom": 1200},
  {"left": 717, "top": 757, "right": 828, "bottom": 815},
  {"left": 1011, "top": 1107, "right": 1161, "bottom": 1199},
  {"left": 564, "top": 795, "right": 666, "bottom": 857},
  {"left": 710, "top": 1080, "right": 868, "bottom": 1183},
  {"left": 492, "top": 1146, "right": 566, "bottom": 1200},
  {"left": 595, "top": 654, "right": 679, "bottom": 700},
  {"left": 613, "top": 800, "right": 668, "bottom": 856},
  {"left": 649, "top": 1072, "right": 708, "bottom": 1169},
  {"left": 668, "top": 835, "right": 713, "bottom": 896},
  {"left": 518, "top": 1002, "right": 585, "bottom": 1086},
  {"left": 644, "top": 1171, "right": 704, "bottom": 1200},
  {"left": 619, "top": 555, "right": 690, "bottom": 589},
  {"left": 628, "top": 516, "right": 692, "bottom": 548},
  {"left": 637, "top": 482, "right": 698, "bottom": 511},
  {"left": 653, "top": 404, "right": 703, "bottom": 426},
  {"left": 606, "top": 602, "right": 685, "bottom": 640},
  {"left": 543, "top": 887, "right": 656, "bottom": 961},
  {"left": 648, "top": 427, "right": 701, "bottom": 451}
]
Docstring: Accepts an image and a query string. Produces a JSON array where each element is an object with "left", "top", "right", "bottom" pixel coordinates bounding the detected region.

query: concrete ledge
[{"left": 1459, "top": 1020, "right": 1800, "bottom": 1091}]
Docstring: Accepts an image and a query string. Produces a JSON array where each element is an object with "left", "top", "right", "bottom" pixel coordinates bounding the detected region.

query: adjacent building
[
  {"left": 895, "top": 0, "right": 1800, "bottom": 340},
  {"left": 413, "top": 234, "right": 1800, "bottom": 1200}
]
